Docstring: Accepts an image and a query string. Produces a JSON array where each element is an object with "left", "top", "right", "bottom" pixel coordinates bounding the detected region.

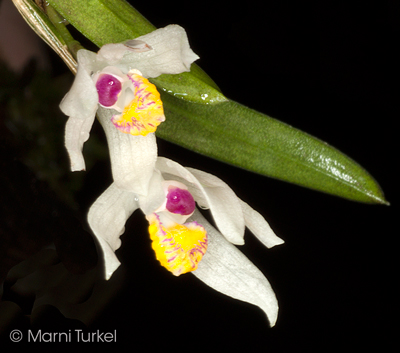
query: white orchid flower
[
  {"left": 59, "top": 25, "right": 199, "bottom": 194},
  {"left": 87, "top": 157, "right": 284, "bottom": 326},
  {"left": 60, "top": 24, "right": 283, "bottom": 326}
]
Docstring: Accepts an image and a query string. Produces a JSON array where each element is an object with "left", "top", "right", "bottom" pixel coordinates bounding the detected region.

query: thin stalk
[
  {"left": 43, "top": 2, "right": 84, "bottom": 60},
  {"left": 12, "top": 0, "right": 77, "bottom": 73}
]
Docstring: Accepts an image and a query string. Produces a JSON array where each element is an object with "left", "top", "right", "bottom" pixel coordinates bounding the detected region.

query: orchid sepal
[
  {"left": 191, "top": 210, "right": 280, "bottom": 327},
  {"left": 87, "top": 183, "right": 139, "bottom": 279}
]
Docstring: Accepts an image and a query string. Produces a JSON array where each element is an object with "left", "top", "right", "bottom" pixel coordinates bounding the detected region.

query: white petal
[
  {"left": 96, "top": 43, "right": 127, "bottom": 65},
  {"left": 191, "top": 210, "right": 279, "bottom": 327},
  {"left": 98, "top": 25, "right": 199, "bottom": 78},
  {"left": 240, "top": 200, "right": 285, "bottom": 248},
  {"left": 97, "top": 107, "right": 158, "bottom": 196},
  {"left": 156, "top": 157, "right": 245, "bottom": 245},
  {"left": 60, "top": 50, "right": 99, "bottom": 171},
  {"left": 64, "top": 113, "right": 95, "bottom": 171},
  {"left": 87, "top": 183, "right": 138, "bottom": 279},
  {"left": 137, "top": 169, "right": 165, "bottom": 215},
  {"left": 60, "top": 50, "right": 98, "bottom": 117}
]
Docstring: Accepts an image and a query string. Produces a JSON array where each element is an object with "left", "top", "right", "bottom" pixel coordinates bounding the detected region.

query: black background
[{"left": 0, "top": 1, "right": 397, "bottom": 350}]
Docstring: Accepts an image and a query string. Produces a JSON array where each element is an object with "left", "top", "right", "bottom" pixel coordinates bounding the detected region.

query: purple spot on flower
[
  {"left": 166, "top": 187, "right": 195, "bottom": 215},
  {"left": 96, "top": 74, "right": 122, "bottom": 107}
]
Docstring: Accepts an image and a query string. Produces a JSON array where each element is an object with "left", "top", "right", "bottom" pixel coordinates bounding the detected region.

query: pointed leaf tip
[{"left": 158, "top": 95, "right": 387, "bottom": 204}]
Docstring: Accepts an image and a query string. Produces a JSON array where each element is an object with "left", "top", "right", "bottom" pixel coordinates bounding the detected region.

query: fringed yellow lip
[
  {"left": 112, "top": 73, "right": 165, "bottom": 136},
  {"left": 148, "top": 214, "right": 207, "bottom": 276}
]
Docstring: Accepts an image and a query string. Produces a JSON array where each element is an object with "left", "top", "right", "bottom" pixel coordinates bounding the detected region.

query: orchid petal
[
  {"left": 97, "top": 25, "right": 199, "bottom": 78},
  {"left": 239, "top": 201, "right": 284, "bottom": 248},
  {"left": 60, "top": 50, "right": 98, "bottom": 115},
  {"left": 87, "top": 183, "right": 138, "bottom": 279},
  {"left": 137, "top": 169, "right": 165, "bottom": 216},
  {"left": 60, "top": 50, "right": 99, "bottom": 171},
  {"left": 156, "top": 157, "right": 245, "bottom": 245},
  {"left": 191, "top": 210, "right": 279, "bottom": 327},
  {"left": 64, "top": 113, "right": 95, "bottom": 171},
  {"left": 97, "top": 107, "right": 158, "bottom": 195}
]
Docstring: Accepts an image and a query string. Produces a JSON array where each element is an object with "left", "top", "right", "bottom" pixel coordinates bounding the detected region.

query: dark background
[{"left": 0, "top": 1, "right": 397, "bottom": 350}]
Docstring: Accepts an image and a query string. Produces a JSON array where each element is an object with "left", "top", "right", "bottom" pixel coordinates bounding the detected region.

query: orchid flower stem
[
  {"left": 11, "top": 0, "right": 77, "bottom": 73},
  {"left": 44, "top": 2, "right": 84, "bottom": 60}
]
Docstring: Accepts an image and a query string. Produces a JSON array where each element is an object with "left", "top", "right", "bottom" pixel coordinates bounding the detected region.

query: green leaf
[
  {"left": 47, "top": 0, "right": 154, "bottom": 45},
  {"left": 45, "top": 0, "right": 227, "bottom": 105},
  {"left": 158, "top": 93, "right": 387, "bottom": 204},
  {"left": 43, "top": 0, "right": 387, "bottom": 203}
]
